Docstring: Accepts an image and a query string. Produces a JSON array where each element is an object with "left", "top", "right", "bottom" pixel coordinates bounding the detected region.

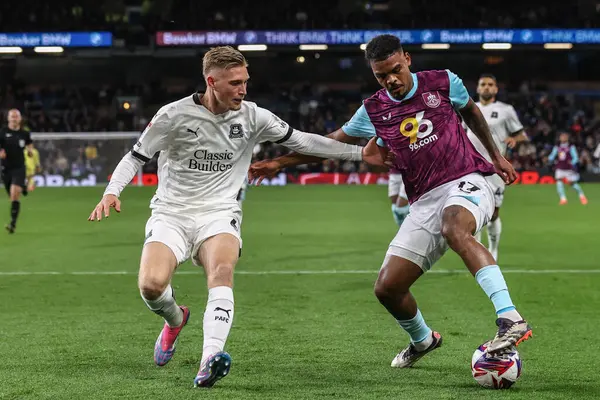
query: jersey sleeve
[
  {"left": 256, "top": 107, "right": 293, "bottom": 144},
  {"left": 446, "top": 70, "right": 470, "bottom": 110},
  {"left": 548, "top": 146, "right": 558, "bottom": 162},
  {"left": 505, "top": 106, "right": 524, "bottom": 134},
  {"left": 279, "top": 130, "right": 362, "bottom": 161},
  {"left": 341, "top": 105, "right": 376, "bottom": 138},
  {"left": 570, "top": 145, "right": 579, "bottom": 165},
  {"left": 131, "top": 106, "right": 174, "bottom": 162}
]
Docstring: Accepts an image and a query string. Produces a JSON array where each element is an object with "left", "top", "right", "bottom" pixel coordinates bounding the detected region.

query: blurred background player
[
  {"left": 0, "top": 109, "right": 33, "bottom": 233},
  {"left": 466, "top": 74, "right": 528, "bottom": 262},
  {"left": 548, "top": 132, "right": 588, "bottom": 205},
  {"left": 388, "top": 168, "right": 409, "bottom": 226},
  {"left": 24, "top": 144, "right": 41, "bottom": 193}
]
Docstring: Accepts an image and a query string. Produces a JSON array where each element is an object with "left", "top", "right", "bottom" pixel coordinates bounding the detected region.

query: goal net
[{"left": 28, "top": 131, "right": 150, "bottom": 188}]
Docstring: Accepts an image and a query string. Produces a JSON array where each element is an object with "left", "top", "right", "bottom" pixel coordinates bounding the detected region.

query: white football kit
[
  {"left": 104, "top": 93, "right": 363, "bottom": 265},
  {"left": 388, "top": 173, "right": 407, "bottom": 199},
  {"left": 387, "top": 172, "right": 495, "bottom": 270},
  {"left": 466, "top": 101, "right": 523, "bottom": 207}
]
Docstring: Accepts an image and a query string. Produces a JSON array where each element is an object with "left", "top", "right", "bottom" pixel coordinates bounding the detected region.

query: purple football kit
[{"left": 343, "top": 70, "right": 497, "bottom": 270}]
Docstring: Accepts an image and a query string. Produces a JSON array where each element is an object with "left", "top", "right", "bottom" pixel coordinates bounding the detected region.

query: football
[{"left": 471, "top": 341, "right": 522, "bottom": 389}]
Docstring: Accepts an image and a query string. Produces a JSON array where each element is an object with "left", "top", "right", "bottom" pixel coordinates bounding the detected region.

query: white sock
[
  {"left": 141, "top": 285, "right": 183, "bottom": 328},
  {"left": 201, "top": 286, "right": 234, "bottom": 366},
  {"left": 413, "top": 333, "right": 434, "bottom": 352},
  {"left": 498, "top": 308, "right": 522, "bottom": 322},
  {"left": 487, "top": 218, "right": 502, "bottom": 256},
  {"left": 474, "top": 227, "right": 483, "bottom": 243}
]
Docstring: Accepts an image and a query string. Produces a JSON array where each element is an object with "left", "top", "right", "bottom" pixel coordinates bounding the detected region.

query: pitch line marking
[{"left": 0, "top": 269, "right": 599, "bottom": 276}]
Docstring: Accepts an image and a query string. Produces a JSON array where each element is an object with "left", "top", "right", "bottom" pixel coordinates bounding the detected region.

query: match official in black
[{"left": 0, "top": 109, "right": 33, "bottom": 233}]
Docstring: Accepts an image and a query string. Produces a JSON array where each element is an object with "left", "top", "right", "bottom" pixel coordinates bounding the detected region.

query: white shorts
[
  {"left": 144, "top": 207, "right": 242, "bottom": 266},
  {"left": 386, "top": 173, "right": 494, "bottom": 271},
  {"left": 485, "top": 174, "right": 506, "bottom": 208},
  {"left": 555, "top": 169, "right": 580, "bottom": 183},
  {"left": 388, "top": 174, "right": 407, "bottom": 199}
]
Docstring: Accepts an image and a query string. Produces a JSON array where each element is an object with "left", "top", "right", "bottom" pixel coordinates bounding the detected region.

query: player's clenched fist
[{"left": 88, "top": 194, "right": 121, "bottom": 221}]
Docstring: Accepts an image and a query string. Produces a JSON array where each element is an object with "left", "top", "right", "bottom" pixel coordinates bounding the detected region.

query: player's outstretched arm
[
  {"left": 460, "top": 98, "right": 517, "bottom": 184},
  {"left": 281, "top": 130, "right": 385, "bottom": 166},
  {"left": 249, "top": 131, "right": 386, "bottom": 185},
  {"left": 277, "top": 128, "right": 363, "bottom": 165},
  {"left": 88, "top": 153, "right": 144, "bottom": 221},
  {"left": 250, "top": 106, "right": 383, "bottom": 184},
  {"left": 279, "top": 129, "right": 364, "bottom": 160},
  {"left": 249, "top": 128, "right": 361, "bottom": 182}
]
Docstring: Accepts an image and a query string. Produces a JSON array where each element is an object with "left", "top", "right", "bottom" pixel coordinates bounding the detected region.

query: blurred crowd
[
  {"left": 2, "top": 79, "right": 600, "bottom": 180},
  {"left": 0, "top": 82, "right": 154, "bottom": 133},
  {"left": 2, "top": 1, "right": 599, "bottom": 33},
  {"left": 506, "top": 91, "right": 600, "bottom": 173}
]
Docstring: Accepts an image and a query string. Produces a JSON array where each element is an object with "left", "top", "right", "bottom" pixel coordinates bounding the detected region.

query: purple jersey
[
  {"left": 551, "top": 143, "right": 577, "bottom": 171},
  {"left": 363, "top": 70, "right": 496, "bottom": 202}
]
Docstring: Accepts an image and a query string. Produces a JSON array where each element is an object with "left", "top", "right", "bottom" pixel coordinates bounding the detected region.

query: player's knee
[
  {"left": 10, "top": 186, "right": 22, "bottom": 201},
  {"left": 374, "top": 281, "right": 390, "bottom": 303},
  {"left": 139, "top": 278, "right": 168, "bottom": 301},
  {"left": 374, "top": 273, "right": 408, "bottom": 304},
  {"left": 207, "top": 262, "right": 235, "bottom": 286}
]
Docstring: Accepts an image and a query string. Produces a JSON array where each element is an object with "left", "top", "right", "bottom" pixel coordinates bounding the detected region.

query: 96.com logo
[{"left": 399, "top": 111, "right": 438, "bottom": 151}]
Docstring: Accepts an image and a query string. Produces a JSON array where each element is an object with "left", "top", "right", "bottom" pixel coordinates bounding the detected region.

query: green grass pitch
[{"left": 1, "top": 184, "right": 599, "bottom": 399}]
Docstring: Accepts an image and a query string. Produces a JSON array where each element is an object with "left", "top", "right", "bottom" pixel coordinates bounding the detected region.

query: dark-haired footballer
[{"left": 248, "top": 34, "right": 532, "bottom": 368}]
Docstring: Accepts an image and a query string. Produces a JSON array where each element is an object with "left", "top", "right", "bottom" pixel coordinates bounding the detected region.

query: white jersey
[
  {"left": 466, "top": 101, "right": 523, "bottom": 162},
  {"left": 132, "top": 93, "right": 292, "bottom": 212}
]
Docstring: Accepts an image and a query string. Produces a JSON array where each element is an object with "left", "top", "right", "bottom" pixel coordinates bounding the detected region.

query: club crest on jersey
[
  {"left": 229, "top": 123, "right": 244, "bottom": 139},
  {"left": 422, "top": 91, "right": 441, "bottom": 108},
  {"left": 491, "top": 111, "right": 498, "bottom": 118}
]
